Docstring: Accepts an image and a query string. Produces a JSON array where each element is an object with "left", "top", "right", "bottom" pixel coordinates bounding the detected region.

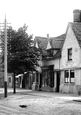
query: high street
[{"left": 0, "top": 88, "right": 81, "bottom": 115}]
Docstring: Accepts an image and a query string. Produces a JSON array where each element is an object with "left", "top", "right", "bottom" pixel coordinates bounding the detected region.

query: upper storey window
[{"left": 68, "top": 48, "right": 72, "bottom": 61}]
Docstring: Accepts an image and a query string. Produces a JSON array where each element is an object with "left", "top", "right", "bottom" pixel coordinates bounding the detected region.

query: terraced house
[{"left": 33, "top": 9, "right": 81, "bottom": 94}]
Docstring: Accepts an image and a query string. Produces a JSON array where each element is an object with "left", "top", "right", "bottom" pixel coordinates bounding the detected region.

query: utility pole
[
  {"left": 4, "top": 16, "right": 7, "bottom": 98},
  {"left": 0, "top": 16, "right": 10, "bottom": 98}
]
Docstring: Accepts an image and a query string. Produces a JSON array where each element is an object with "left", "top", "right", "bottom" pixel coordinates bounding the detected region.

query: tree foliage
[{"left": 1, "top": 25, "right": 40, "bottom": 74}]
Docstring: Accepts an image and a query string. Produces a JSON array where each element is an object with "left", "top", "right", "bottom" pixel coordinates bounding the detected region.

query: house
[
  {"left": 0, "top": 72, "right": 13, "bottom": 88},
  {"left": 33, "top": 9, "right": 81, "bottom": 94},
  {"left": 15, "top": 72, "right": 33, "bottom": 89},
  {"left": 60, "top": 9, "right": 81, "bottom": 94},
  {"left": 33, "top": 34, "right": 65, "bottom": 92}
]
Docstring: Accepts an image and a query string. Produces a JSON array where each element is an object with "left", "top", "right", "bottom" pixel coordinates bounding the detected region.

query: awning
[{"left": 15, "top": 74, "right": 23, "bottom": 78}]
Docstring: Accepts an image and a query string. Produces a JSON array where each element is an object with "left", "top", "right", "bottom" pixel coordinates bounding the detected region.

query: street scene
[
  {"left": 0, "top": 88, "right": 81, "bottom": 115},
  {"left": 0, "top": 0, "right": 81, "bottom": 115}
]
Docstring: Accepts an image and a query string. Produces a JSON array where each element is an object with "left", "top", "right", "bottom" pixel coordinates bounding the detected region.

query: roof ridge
[{"left": 70, "top": 22, "right": 81, "bottom": 47}]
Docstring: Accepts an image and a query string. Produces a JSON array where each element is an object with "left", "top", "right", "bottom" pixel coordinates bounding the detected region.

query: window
[
  {"left": 68, "top": 48, "right": 72, "bottom": 61},
  {"left": 42, "top": 65, "right": 54, "bottom": 87},
  {"left": 65, "top": 70, "right": 69, "bottom": 83},
  {"left": 65, "top": 70, "right": 75, "bottom": 83},
  {"left": 70, "top": 70, "right": 75, "bottom": 83},
  {"left": 9, "top": 77, "right": 11, "bottom": 83}
]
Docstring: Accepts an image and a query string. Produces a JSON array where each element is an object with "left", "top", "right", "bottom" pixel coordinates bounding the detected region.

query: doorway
[
  {"left": 56, "top": 71, "right": 60, "bottom": 92},
  {"left": 39, "top": 74, "right": 42, "bottom": 89}
]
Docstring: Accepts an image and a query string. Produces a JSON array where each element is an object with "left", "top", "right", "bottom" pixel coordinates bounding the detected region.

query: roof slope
[
  {"left": 34, "top": 37, "right": 48, "bottom": 50},
  {"left": 34, "top": 34, "right": 65, "bottom": 50},
  {"left": 70, "top": 22, "right": 81, "bottom": 47},
  {"left": 50, "top": 34, "right": 65, "bottom": 49},
  {"left": 34, "top": 34, "right": 65, "bottom": 60}
]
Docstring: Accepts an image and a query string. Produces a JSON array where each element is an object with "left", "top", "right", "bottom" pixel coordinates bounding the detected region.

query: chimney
[
  {"left": 73, "top": 9, "right": 81, "bottom": 22},
  {"left": 47, "top": 34, "right": 49, "bottom": 38}
]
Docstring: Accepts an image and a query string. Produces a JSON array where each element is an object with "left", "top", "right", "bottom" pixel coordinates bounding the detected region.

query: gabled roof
[
  {"left": 34, "top": 34, "right": 65, "bottom": 60},
  {"left": 50, "top": 34, "right": 65, "bottom": 49},
  {"left": 70, "top": 22, "right": 81, "bottom": 47},
  {"left": 34, "top": 37, "right": 48, "bottom": 50},
  {"left": 34, "top": 34, "right": 65, "bottom": 50}
]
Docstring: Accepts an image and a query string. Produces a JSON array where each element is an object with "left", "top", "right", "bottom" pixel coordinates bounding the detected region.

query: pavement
[{"left": 0, "top": 88, "right": 81, "bottom": 101}]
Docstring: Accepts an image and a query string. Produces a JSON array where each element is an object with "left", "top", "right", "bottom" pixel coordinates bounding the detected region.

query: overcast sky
[{"left": 0, "top": 0, "right": 81, "bottom": 38}]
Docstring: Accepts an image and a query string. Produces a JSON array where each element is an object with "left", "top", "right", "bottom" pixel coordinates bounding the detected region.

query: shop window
[
  {"left": 70, "top": 70, "right": 75, "bottom": 83},
  {"left": 9, "top": 77, "right": 11, "bottom": 83},
  {"left": 65, "top": 70, "right": 69, "bottom": 83},
  {"left": 42, "top": 66, "right": 54, "bottom": 87},
  {"left": 68, "top": 48, "right": 72, "bottom": 61}
]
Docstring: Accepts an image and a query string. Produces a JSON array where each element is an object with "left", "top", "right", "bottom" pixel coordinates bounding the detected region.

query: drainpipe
[{"left": 59, "top": 58, "right": 60, "bottom": 72}]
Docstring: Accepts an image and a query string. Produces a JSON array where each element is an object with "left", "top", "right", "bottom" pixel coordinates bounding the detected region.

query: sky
[{"left": 0, "top": 0, "right": 81, "bottom": 38}]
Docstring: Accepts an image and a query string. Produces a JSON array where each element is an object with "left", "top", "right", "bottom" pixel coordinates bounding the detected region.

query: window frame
[
  {"left": 65, "top": 70, "right": 69, "bottom": 83},
  {"left": 70, "top": 70, "right": 75, "bottom": 83},
  {"left": 68, "top": 48, "right": 72, "bottom": 61},
  {"left": 64, "top": 70, "right": 75, "bottom": 83},
  {"left": 8, "top": 77, "right": 11, "bottom": 83}
]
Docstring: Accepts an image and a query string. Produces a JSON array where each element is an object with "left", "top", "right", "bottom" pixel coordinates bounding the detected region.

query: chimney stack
[
  {"left": 73, "top": 9, "right": 81, "bottom": 22},
  {"left": 47, "top": 34, "right": 49, "bottom": 38}
]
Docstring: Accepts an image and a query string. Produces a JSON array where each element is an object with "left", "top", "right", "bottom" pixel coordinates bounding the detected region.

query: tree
[
  {"left": 7, "top": 25, "right": 40, "bottom": 74},
  {"left": 1, "top": 25, "right": 40, "bottom": 93}
]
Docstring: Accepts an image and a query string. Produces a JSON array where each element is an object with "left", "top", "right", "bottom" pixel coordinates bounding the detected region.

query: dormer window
[{"left": 68, "top": 48, "right": 72, "bottom": 61}]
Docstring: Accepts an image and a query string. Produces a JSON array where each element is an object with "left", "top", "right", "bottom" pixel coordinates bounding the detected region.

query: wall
[
  {"left": 60, "top": 24, "right": 81, "bottom": 94},
  {"left": 43, "top": 58, "right": 60, "bottom": 70},
  {"left": 0, "top": 72, "right": 4, "bottom": 87},
  {"left": 0, "top": 72, "right": 13, "bottom": 88},
  {"left": 61, "top": 24, "right": 81, "bottom": 69},
  {"left": 7, "top": 73, "right": 13, "bottom": 88},
  {"left": 60, "top": 70, "right": 78, "bottom": 93}
]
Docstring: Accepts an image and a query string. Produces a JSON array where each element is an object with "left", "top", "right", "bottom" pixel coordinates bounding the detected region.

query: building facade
[{"left": 33, "top": 9, "right": 81, "bottom": 94}]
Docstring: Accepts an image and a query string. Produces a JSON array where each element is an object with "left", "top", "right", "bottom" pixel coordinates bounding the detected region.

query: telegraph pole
[
  {"left": 4, "top": 16, "right": 7, "bottom": 98},
  {"left": 0, "top": 16, "right": 10, "bottom": 98}
]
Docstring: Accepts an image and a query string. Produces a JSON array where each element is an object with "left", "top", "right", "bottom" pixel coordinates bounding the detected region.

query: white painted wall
[
  {"left": 61, "top": 24, "right": 81, "bottom": 69},
  {"left": 60, "top": 24, "right": 81, "bottom": 94},
  {"left": 43, "top": 58, "right": 60, "bottom": 70}
]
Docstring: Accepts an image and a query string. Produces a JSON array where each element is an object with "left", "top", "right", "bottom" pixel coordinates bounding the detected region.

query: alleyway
[{"left": 0, "top": 88, "right": 81, "bottom": 115}]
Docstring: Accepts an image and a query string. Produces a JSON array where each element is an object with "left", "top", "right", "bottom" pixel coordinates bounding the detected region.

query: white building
[{"left": 33, "top": 9, "right": 81, "bottom": 94}]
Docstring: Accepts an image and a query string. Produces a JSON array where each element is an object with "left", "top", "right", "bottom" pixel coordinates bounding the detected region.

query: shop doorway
[
  {"left": 39, "top": 74, "right": 42, "bottom": 89},
  {"left": 56, "top": 71, "right": 60, "bottom": 92}
]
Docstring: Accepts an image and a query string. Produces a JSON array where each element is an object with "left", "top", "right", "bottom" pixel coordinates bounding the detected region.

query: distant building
[{"left": 0, "top": 72, "right": 13, "bottom": 88}]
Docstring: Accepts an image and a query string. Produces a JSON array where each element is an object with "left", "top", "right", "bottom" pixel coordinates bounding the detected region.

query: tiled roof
[
  {"left": 70, "top": 22, "right": 81, "bottom": 47},
  {"left": 53, "top": 50, "right": 61, "bottom": 59},
  {"left": 42, "top": 50, "right": 61, "bottom": 60},
  {"left": 50, "top": 34, "right": 65, "bottom": 49},
  {"left": 34, "top": 34, "right": 65, "bottom": 50},
  {"left": 34, "top": 37, "right": 48, "bottom": 50},
  {"left": 34, "top": 34, "right": 65, "bottom": 60}
]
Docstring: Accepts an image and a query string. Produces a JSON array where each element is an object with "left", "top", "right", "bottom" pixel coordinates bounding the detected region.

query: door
[
  {"left": 39, "top": 74, "right": 42, "bottom": 89},
  {"left": 56, "top": 71, "right": 60, "bottom": 92}
]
